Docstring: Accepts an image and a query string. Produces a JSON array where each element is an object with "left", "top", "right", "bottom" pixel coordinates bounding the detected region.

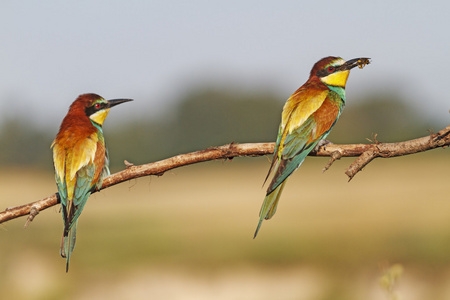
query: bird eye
[
  {"left": 328, "top": 66, "right": 335, "bottom": 72},
  {"left": 95, "top": 103, "right": 101, "bottom": 109}
]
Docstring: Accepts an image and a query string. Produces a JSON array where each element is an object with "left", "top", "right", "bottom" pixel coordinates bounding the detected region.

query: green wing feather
[{"left": 266, "top": 117, "right": 322, "bottom": 194}]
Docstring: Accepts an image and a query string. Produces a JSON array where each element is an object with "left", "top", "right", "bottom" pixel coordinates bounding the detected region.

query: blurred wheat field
[{"left": 1, "top": 150, "right": 450, "bottom": 300}]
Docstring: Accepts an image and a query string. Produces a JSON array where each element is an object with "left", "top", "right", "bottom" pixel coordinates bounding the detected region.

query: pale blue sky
[{"left": 1, "top": 0, "right": 450, "bottom": 126}]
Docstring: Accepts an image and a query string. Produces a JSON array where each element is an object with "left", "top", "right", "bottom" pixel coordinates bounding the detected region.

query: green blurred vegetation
[
  {"left": 329, "top": 91, "right": 436, "bottom": 144},
  {"left": 108, "top": 87, "right": 283, "bottom": 167},
  {"left": 0, "top": 86, "right": 443, "bottom": 170}
]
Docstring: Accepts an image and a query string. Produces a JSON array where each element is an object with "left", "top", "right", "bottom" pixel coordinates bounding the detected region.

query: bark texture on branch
[{"left": 1, "top": 125, "right": 449, "bottom": 226}]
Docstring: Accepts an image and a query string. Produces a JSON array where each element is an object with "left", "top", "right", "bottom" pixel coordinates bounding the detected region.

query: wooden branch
[
  {"left": 1, "top": 125, "right": 449, "bottom": 226},
  {"left": 310, "top": 125, "right": 450, "bottom": 180}
]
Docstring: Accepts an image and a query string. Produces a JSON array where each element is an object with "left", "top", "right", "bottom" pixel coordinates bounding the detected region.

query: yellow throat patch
[
  {"left": 321, "top": 70, "right": 350, "bottom": 87},
  {"left": 89, "top": 108, "right": 110, "bottom": 126}
]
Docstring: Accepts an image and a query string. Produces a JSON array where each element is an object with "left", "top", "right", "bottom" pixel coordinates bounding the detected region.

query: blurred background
[{"left": 1, "top": 1, "right": 450, "bottom": 299}]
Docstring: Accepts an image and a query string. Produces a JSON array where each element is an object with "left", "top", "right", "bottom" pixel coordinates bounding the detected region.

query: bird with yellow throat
[
  {"left": 52, "top": 93, "right": 132, "bottom": 271},
  {"left": 254, "top": 56, "right": 370, "bottom": 238}
]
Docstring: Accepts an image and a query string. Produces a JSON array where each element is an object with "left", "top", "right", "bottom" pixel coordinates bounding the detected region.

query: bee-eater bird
[
  {"left": 51, "top": 93, "right": 132, "bottom": 272},
  {"left": 254, "top": 56, "right": 370, "bottom": 238}
]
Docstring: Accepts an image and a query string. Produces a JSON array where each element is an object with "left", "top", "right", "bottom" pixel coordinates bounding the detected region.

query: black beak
[
  {"left": 107, "top": 98, "right": 133, "bottom": 108},
  {"left": 342, "top": 57, "right": 371, "bottom": 71}
]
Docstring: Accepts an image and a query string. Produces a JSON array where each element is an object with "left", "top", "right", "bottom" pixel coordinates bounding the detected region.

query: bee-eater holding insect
[
  {"left": 51, "top": 93, "right": 132, "bottom": 272},
  {"left": 254, "top": 56, "right": 370, "bottom": 238}
]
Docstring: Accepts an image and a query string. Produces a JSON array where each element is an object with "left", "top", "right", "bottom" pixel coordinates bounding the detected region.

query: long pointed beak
[
  {"left": 342, "top": 57, "right": 371, "bottom": 71},
  {"left": 107, "top": 98, "right": 133, "bottom": 108}
]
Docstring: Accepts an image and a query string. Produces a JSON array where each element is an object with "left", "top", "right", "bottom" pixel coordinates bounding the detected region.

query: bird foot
[{"left": 314, "top": 139, "right": 333, "bottom": 152}]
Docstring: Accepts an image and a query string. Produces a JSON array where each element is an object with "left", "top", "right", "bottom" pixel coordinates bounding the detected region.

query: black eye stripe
[
  {"left": 85, "top": 102, "right": 107, "bottom": 117},
  {"left": 317, "top": 68, "right": 333, "bottom": 77},
  {"left": 316, "top": 64, "right": 345, "bottom": 77}
]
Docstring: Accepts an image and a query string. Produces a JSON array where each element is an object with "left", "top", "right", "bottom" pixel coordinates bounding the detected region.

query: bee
[{"left": 357, "top": 58, "right": 371, "bottom": 69}]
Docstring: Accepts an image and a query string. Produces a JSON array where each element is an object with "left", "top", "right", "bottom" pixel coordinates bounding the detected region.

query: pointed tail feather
[
  {"left": 61, "top": 221, "right": 78, "bottom": 272},
  {"left": 254, "top": 181, "right": 286, "bottom": 239}
]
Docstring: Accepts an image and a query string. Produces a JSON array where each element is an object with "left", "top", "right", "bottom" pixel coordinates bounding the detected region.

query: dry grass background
[{"left": 1, "top": 150, "right": 450, "bottom": 300}]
